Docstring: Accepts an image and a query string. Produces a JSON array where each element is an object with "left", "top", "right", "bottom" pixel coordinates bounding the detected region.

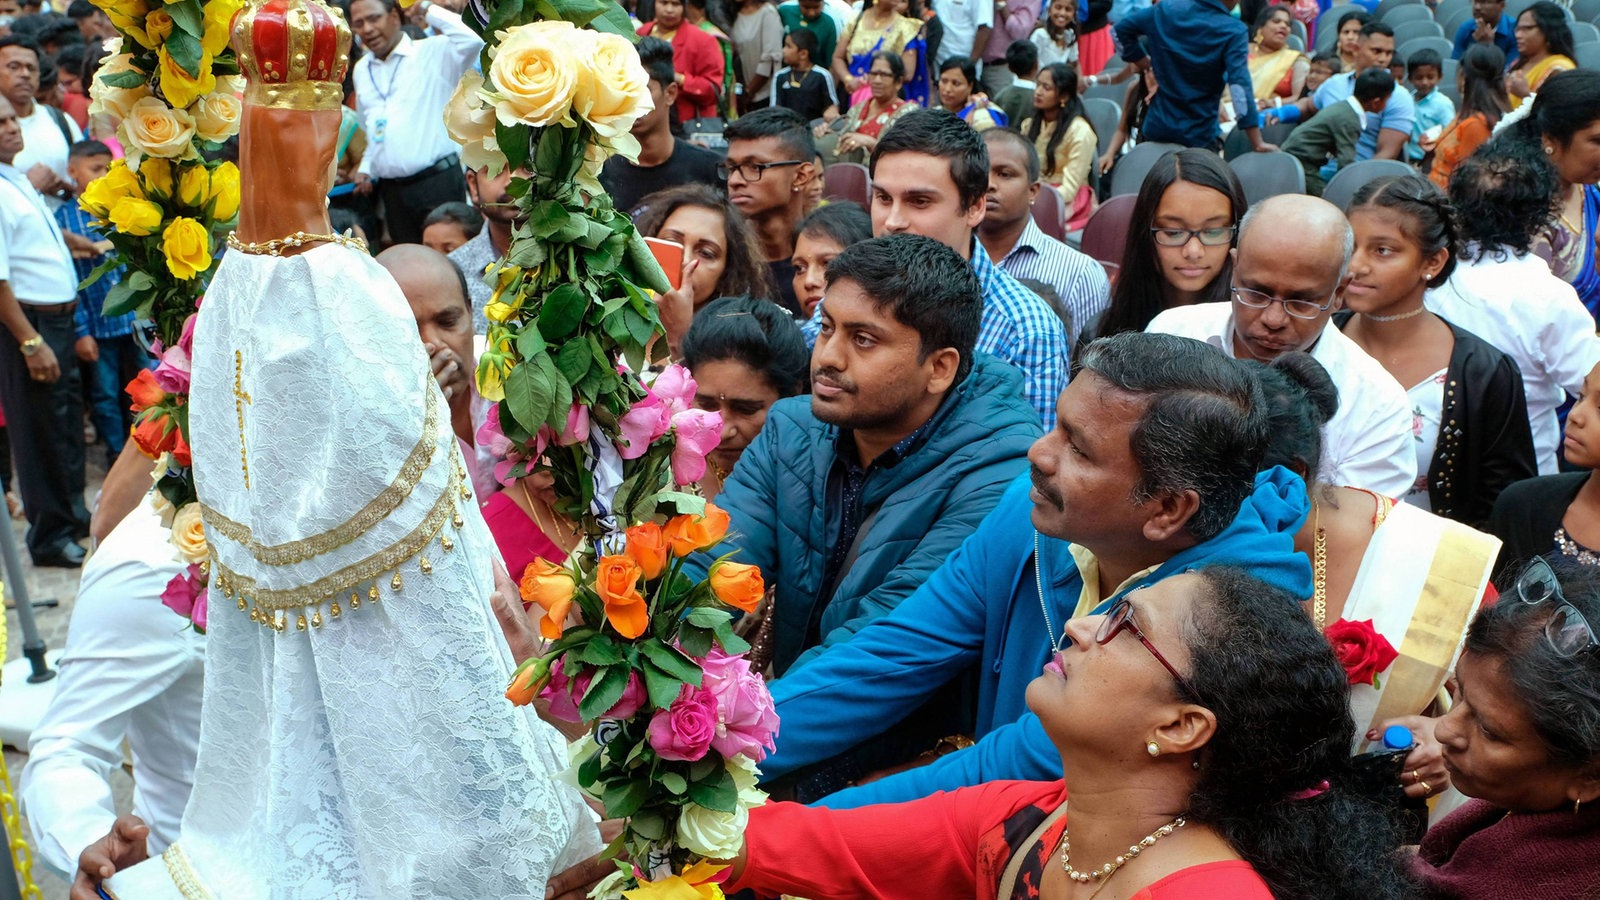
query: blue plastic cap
[{"left": 1382, "top": 724, "right": 1414, "bottom": 750}]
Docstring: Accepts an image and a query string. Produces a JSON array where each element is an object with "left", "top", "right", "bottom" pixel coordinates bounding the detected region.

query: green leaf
[
  {"left": 629, "top": 809, "right": 669, "bottom": 840},
  {"left": 77, "top": 254, "right": 121, "bottom": 292},
  {"left": 126, "top": 271, "right": 155, "bottom": 292},
  {"left": 714, "top": 622, "right": 751, "bottom": 655},
  {"left": 656, "top": 491, "right": 707, "bottom": 516},
  {"left": 504, "top": 360, "right": 554, "bottom": 435},
  {"left": 577, "top": 743, "right": 603, "bottom": 785},
  {"left": 555, "top": 334, "right": 593, "bottom": 385},
  {"left": 487, "top": 0, "right": 526, "bottom": 34},
  {"left": 166, "top": 29, "right": 204, "bottom": 79},
  {"left": 579, "top": 217, "right": 613, "bottom": 250},
  {"left": 639, "top": 640, "right": 703, "bottom": 685},
  {"left": 585, "top": 1, "right": 637, "bottom": 37},
  {"left": 686, "top": 767, "right": 738, "bottom": 813},
  {"left": 100, "top": 278, "right": 145, "bottom": 319},
  {"left": 537, "top": 283, "right": 588, "bottom": 340},
  {"left": 515, "top": 322, "right": 547, "bottom": 360},
  {"left": 640, "top": 658, "right": 684, "bottom": 710},
  {"left": 622, "top": 307, "right": 657, "bottom": 348},
  {"left": 497, "top": 119, "right": 530, "bottom": 173},
  {"left": 578, "top": 664, "right": 631, "bottom": 720},
  {"left": 678, "top": 624, "right": 713, "bottom": 659},
  {"left": 686, "top": 607, "right": 732, "bottom": 629},
  {"left": 577, "top": 634, "right": 624, "bottom": 666},
  {"left": 601, "top": 777, "right": 653, "bottom": 818},
  {"left": 506, "top": 237, "right": 547, "bottom": 268},
  {"left": 97, "top": 70, "right": 147, "bottom": 89},
  {"left": 623, "top": 232, "right": 672, "bottom": 293},
  {"left": 535, "top": 127, "right": 568, "bottom": 177},
  {"left": 166, "top": 0, "right": 204, "bottom": 38},
  {"left": 535, "top": 353, "right": 573, "bottom": 432}
]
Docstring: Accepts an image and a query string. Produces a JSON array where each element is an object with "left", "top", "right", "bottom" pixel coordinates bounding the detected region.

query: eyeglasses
[
  {"left": 1516, "top": 556, "right": 1599, "bottom": 657},
  {"left": 1231, "top": 285, "right": 1337, "bottom": 320},
  {"left": 717, "top": 160, "right": 805, "bottom": 182},
  {"left": 1150, "top": 226, "right": 1235, "bottom": 247},
  {"left": 1059, "top": 596, "right": 1195, "bottom": 694},
  {"left": 866, "top": 69, "right": 898, "bottom": 79}
]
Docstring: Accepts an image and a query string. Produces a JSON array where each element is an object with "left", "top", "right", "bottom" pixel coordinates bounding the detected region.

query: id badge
[{"left": 372, "top": 110, "right": 388, "bottom": 144}]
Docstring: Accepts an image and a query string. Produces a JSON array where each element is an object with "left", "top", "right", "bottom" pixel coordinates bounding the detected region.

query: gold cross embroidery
[{"left": 234, "top": 349, "right": 252, "bottom": 488}]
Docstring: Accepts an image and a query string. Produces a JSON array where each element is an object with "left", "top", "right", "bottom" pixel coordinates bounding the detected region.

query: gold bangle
[{"left": 226, "top": 230, "right": 369, "bottom": 257}]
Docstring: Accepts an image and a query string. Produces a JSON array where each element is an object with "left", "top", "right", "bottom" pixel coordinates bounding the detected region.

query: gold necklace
[
  {"left": 1058, "top": 815, "right": 1186, "bottom": 884},
  {"left": 1365, "top": 305, "right": 1426, "bottom": 323},
  {"left": 1313, "top": 499, "right": 1328, "bottom": 631},
  {"left": 227, "top": 230, "right": 369, "bottom": 257},
  {"left": 522, "top": 479, "right": 577, "bottom": 549}
]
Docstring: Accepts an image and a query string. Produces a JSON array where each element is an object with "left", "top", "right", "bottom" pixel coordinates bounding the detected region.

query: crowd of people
[{"left": 3, "top": 0, "right": 1600, "bottom": 894}]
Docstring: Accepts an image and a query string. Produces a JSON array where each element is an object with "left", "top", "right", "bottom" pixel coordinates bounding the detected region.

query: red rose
[{"left": 1324, "top": 618, "right": 1399, "bottom": 686}]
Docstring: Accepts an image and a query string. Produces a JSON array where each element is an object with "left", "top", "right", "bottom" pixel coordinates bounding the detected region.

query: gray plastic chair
[
  {"left": 1573, "top": 20, "right": 1600, "bottom": 43},
  {"left": 1108, "top": 142, "right": 1182, "bottom": 197},
  {"left": 1575, "top": 42, "right": 1600, "bottom": 68},
  {"left": 1084, "top": 79, "right": 1130, "bottom": 103},
  {"left": 1397, "top": 36, "right": 1455, "bottom": 62},
  {"left": 1084, "top": 97, "right": 1123, "bottom": 158},
  {"left": 1439, "top": 6, "right": 1474, "bottom": 42},
  {"left": 1432, "top": 0, "right": 1473, "bottom": 27},
  {"left": 1376, "top": 0, "right": 1426, "bottom": 19},
  {"left": 1392, "top": 19, "right": 1446, "bottom": 45},
  {"left": 1229, "top": 151, "right": 1308, "bottom": 206},
  {"left": 1572, "top": 0, "right": 1600, "bottom": 24},
  {"left": 1321, "top": 158, "right": 1416, "bottom": 209},
  {"left": 1383, "top": 5, "right": 1434, "bottom": 27}
]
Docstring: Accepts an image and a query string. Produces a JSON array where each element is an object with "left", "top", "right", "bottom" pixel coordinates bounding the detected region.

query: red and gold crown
[{"left": 231, "top": 0, "right": 352, "bottom": 110}]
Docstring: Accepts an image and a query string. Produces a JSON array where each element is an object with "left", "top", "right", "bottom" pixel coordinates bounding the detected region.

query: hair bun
[{"left": 1270, "top": 352, "right": 1339, "bottom": 426}]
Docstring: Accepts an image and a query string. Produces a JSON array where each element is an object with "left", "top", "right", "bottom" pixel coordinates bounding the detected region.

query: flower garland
[
  {"left": 446, "top": 3, "right": 776, "bottom": 895},
  {"left": 79, "top": 0, "right": 246, "bottom": 631}
]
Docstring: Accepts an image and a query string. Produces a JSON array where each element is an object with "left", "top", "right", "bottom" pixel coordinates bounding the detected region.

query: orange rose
[
  {"left": 709, "top": 561, "right": 765, "bottom": 613},
  {"left": 625, "top": 522, "right": 668, "bottom": 580},
  {"left": 663, "top": 503, "right": 731, "bottom": 557},
  {"left": 172, "top": 428, "right": 192, "bottom": 467},
  {"left": 126, "top": 368, "right": 167, "bottom": 412},
  {"left": 130, "top": 414, "right": 178, "bottom": 459},
  {"left": 520, "top": 557, "right": 576, "bottom": 640},
  {"left": 594, "top": 554, "right": 648, "bottom": 638},
  {"left": 505, "top": 658, "right": 547, "bottom": 706}
]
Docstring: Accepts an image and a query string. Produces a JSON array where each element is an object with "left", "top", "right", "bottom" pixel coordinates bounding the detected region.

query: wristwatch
[{"left": 20, "top": 335, "right": 43, "bottom": 357}]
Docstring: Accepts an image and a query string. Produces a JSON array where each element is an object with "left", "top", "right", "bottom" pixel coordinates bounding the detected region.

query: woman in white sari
[{"left": 1252, "top": 354, "right": 1500, "bottom": 807}]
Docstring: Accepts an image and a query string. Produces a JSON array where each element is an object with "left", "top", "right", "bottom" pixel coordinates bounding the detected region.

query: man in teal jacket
[
  {"left": 760, "top": 332, "right": 1314, "bottom": 806},
  {"left": 693, "top": 234, "right": 1042, "bottom": 678}
]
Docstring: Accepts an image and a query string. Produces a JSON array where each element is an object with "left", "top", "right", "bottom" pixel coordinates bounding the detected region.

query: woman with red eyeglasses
[{"left": 721, "top": 567, "right": 1412, "bottom": 900}]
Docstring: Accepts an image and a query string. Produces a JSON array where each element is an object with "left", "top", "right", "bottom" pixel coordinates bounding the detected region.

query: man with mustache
[
  {"left": 758, "top": 330, "right": 1312, "bottom": 807},
  {"left": 449, "top": 162, "right": 526, "bottom": 335},
  {"left": 692, "top": 233, "right": 1038, "bottom": 707},
  {"left": 1147, "top": 193, "right": 1415, "bottom": 497}
]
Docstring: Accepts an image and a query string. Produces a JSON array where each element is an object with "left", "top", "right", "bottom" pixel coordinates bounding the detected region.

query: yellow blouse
[{"left": 1021, "top": 115, "right": 1098, "bottom": 200}]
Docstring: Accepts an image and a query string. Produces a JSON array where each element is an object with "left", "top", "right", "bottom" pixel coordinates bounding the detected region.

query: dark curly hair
[
  {"left": 1448, "top": 136, "right": 1560, "bottom": 262},
  {"left": 1464, "top": 559, "right": 1600, "bottom": 775},
  {"left": 1349, "top": 174, "right": 1458, "bottom": 288},
  {"left": 681, "top": 296, "right": 811, "bottom": 398},
  {"left": 1248, "top": 352, "right": 1339, "bottom": 481},
  {"left": 1181, "top": 567, "right": 1414, "bottom": 900},
  {"left": 633, "top": 184, "right": 777, "bottom": 303}
]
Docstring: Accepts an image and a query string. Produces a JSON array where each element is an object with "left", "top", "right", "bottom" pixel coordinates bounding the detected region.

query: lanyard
[{"left": 367, "top": 51, "right": 406, "bottom": 105}]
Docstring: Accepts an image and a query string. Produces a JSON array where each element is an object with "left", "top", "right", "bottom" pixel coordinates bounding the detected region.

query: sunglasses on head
[{"left": 1517, "top": 556, "right": 1599, "bottom": 658}]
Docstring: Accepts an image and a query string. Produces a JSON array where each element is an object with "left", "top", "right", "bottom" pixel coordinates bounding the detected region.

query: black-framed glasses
[
  {"left": 1060, "top": 597, "right": 1195, "bottom": 694},
  {"left": 1517, "top": 556, "right": 1599, "bottom": 657},
  {"left": 1150, "top": 226, "right": 1235, "bottom": 247},
  {"left": 717, "top": 160, "right": 804, "bottom": 182},
  {"left": 1231, "top": 285, "right": 1337, "bottom": 320}
]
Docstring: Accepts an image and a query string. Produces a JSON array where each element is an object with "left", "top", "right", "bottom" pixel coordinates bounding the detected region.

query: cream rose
[
  {"left": 88, "top": 52, "right": 150, "bottom": 123},
  {"left": 150, "top": 489, "right": 177, "bottom": 529},
  {"left": 572, "top": 30, "right": 653, "bottom": 139},
  {"left": 190, "top": 91, "right": 242, "bottom": 143},
  {"left": 487, "top": 21, "right": 578, "bottom": 128},
  {"left": 444, "top": 71, "right": 505, "bottom": 174},
  {"left": 169, "top": 502, "right": 209, "bottom": 565},
  {"left": 674, "top": 801, "right": 747, "bottom": 859},
  {"left": 121, "top": 97, "right": 197, "bottom": 161}
]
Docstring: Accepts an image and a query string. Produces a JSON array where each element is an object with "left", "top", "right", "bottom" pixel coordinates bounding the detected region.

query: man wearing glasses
[
  {"left": 722, "top": 107, "right": 818, "bottom": 316},
  {"left": 1147, "top": 194, "right": 1415, "bottom": 498}
]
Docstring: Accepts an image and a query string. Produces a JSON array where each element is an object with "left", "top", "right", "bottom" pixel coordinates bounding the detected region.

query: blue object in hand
[{"left": 1382, "top": 724, "right": 1415, "bottom": 751}]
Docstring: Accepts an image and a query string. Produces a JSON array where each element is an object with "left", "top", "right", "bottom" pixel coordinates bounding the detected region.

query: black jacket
[
  {"left": 1487, "top": 472, "right": 1587, "bottom": 587},
  {"left": 1336, "top": 313, "right": 1536, "bottom": 528}
]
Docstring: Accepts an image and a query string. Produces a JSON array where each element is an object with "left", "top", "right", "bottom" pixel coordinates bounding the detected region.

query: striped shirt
[
  {"left": 989, "top": 217, "right": 1110, "bottom": 351},
  {"left": 803, "top": 238, "right": 1069, "bottom": 426},
  {"left": 52, "top": 201, "right": 134, "bottom": 340}
]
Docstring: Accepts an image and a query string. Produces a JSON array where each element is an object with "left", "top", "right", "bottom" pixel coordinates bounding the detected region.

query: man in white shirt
[
  {"left": 349, "top": 0, "right": 480, "bottom": 244},
  {"left": 1147, "top": 194, "right": 1416, "bottom": 496},
  {"left": 931, "top": 0, "right": 992, "bottom": 67},
  {"left": 0, "top": 36, "right": 79, "bottom": 204},
  {"left": 0, "top": 94, "right": 90, "bottom": 567},
  {"left": 20, "top": 501, "right": 204, "bottom": 881}
]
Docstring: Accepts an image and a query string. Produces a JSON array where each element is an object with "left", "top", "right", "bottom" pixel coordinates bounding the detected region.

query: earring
[
  {"left": 1546, "top": 145, "right": 1556, "bottom": 156},
  {"left": 1193, "top": 759, "right": 1201, "bottom": 770},
  {"left": 1578, "top": 798, "right": 1585, "bottom": 816},
  {"left": 1146, "top": 741, "right": 1160, "bottom": 757}
]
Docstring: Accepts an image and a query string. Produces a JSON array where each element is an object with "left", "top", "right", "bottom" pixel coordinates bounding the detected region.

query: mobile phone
[{"left": 644, "top": 237, "right": 685, "bottom": 291}]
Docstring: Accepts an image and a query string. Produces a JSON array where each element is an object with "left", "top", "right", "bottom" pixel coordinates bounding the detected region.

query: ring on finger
[
  {"left": 1419, "top": 780, "right": 1432, "bottom": 795},
  {"left": 1410, "top": 769, "right": 1420, "bottom": 783}
]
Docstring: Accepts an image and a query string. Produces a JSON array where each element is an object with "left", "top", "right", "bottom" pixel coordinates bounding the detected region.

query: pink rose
[
  {"left": 670, "top": 408, "right": 722, "bottom": 485},
  {"left": 700, "top": 648, "right": 779, "bottom": 761},
  {"left": 152, "top": 314, "right": 197, "bottom": 393},
  {"left": 539, "top": 656, "right": 581, "bottom": 722},
  {"left": 646, "top": 684, "right": 720, "bottom": 761},
  {"left": 617, "top": 392, "right": 671, "bottom": 459},
  {"left": 160, "top": 563, "right": 207, "bottom": 631},
  {"left": 540, "top": 658, "right": 649, "bottom": 722},
  {"left": 652, "top": 364, "right": 696, "bottom": 414},
  {"left": 556, "top": 403, "right": 591, "bottom": 447}
]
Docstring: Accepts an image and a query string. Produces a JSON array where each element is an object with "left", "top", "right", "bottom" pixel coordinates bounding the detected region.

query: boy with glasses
[{"left": 723, "top": 106, "right": 817, "bottom": 315}]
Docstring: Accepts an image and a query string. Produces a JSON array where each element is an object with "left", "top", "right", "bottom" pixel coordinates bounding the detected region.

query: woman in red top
[
  {"left": 637, "top": 0, "right": 725, "bottom": 123},
  {"left": 728, "top": 568, "right": 1414, "bottom": 899}
]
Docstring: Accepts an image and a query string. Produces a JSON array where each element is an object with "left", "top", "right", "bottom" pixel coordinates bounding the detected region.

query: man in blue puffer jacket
[
  {"left": 689, "top": 234, "right": 1042, "bottom": 680},
  {"left": 759, "top": 331, "right": 1315, "bottom": 807}
]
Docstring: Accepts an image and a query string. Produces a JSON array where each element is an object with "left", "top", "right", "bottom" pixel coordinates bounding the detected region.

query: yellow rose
[
  {"left": 476, "top": 331, "right": 514, "bottom": 402},
  {"left": 486, "top": 21, "right": 577, "bottom": 128},
  {"left": 177, "top": 165, "right": 209, "bottom": 208},
  {"left": 162, "top": 217, "right": 212, "bottom": 280},
  {"left": 201, "top": 0, "right": 244, "bottom": 57},
  {"left": 484, "top": 300, "right": 514, "bottom": 323},
  {"left": 130, "top": 7, "right": 173, "bottom": 50},
  {"left": 169, "top": 503, "right": 209, "bottom": 565},
  {"left": 207, "top": 162, "right": 240, "bottom": 221},
  {"left": 108, "top": 197, "right": 163, "bottom": 236},
  {"left": 573, "top": 30, "right": 653, "bottom": 139},
  {"left": 157, "top": 46, "right": 216, "bottom": 112},
  {"left": 100, "top": 0, "right": 150, "bottom": 37},
  {"left": 121, "top": 97, "right": 197, "bottom": 161},
  {"left": 189, "top": 91, "right": 241, "bottom": 143},
  {"left": 79, "top": 159, "right": 142, "bottom": 217},
  {"left": 444, "top": 70, "right": 504, "bottom": 174},
  {"left": 88, "top": 52, "right": 151, "bottom": 124},
  {"left": 138, "top": 157, "right": 173, "bottom": 199}
]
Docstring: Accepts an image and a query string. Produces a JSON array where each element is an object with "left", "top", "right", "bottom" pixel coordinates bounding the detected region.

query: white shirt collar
[{"left": 1344, "top": 95, "right": 1368, "bottom": 129}]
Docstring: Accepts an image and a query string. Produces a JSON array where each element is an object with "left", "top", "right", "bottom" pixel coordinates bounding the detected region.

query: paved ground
[{"left": 4, "top": 453, "right": 125, "bottom": 900}]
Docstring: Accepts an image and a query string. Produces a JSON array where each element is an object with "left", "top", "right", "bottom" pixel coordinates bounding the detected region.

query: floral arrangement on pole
[
  {"left": 78, "top": 0, "right": 246, "bottom": 632},
  {"left": 446, "top": 0, "right": 776, "bottom": 896}
]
